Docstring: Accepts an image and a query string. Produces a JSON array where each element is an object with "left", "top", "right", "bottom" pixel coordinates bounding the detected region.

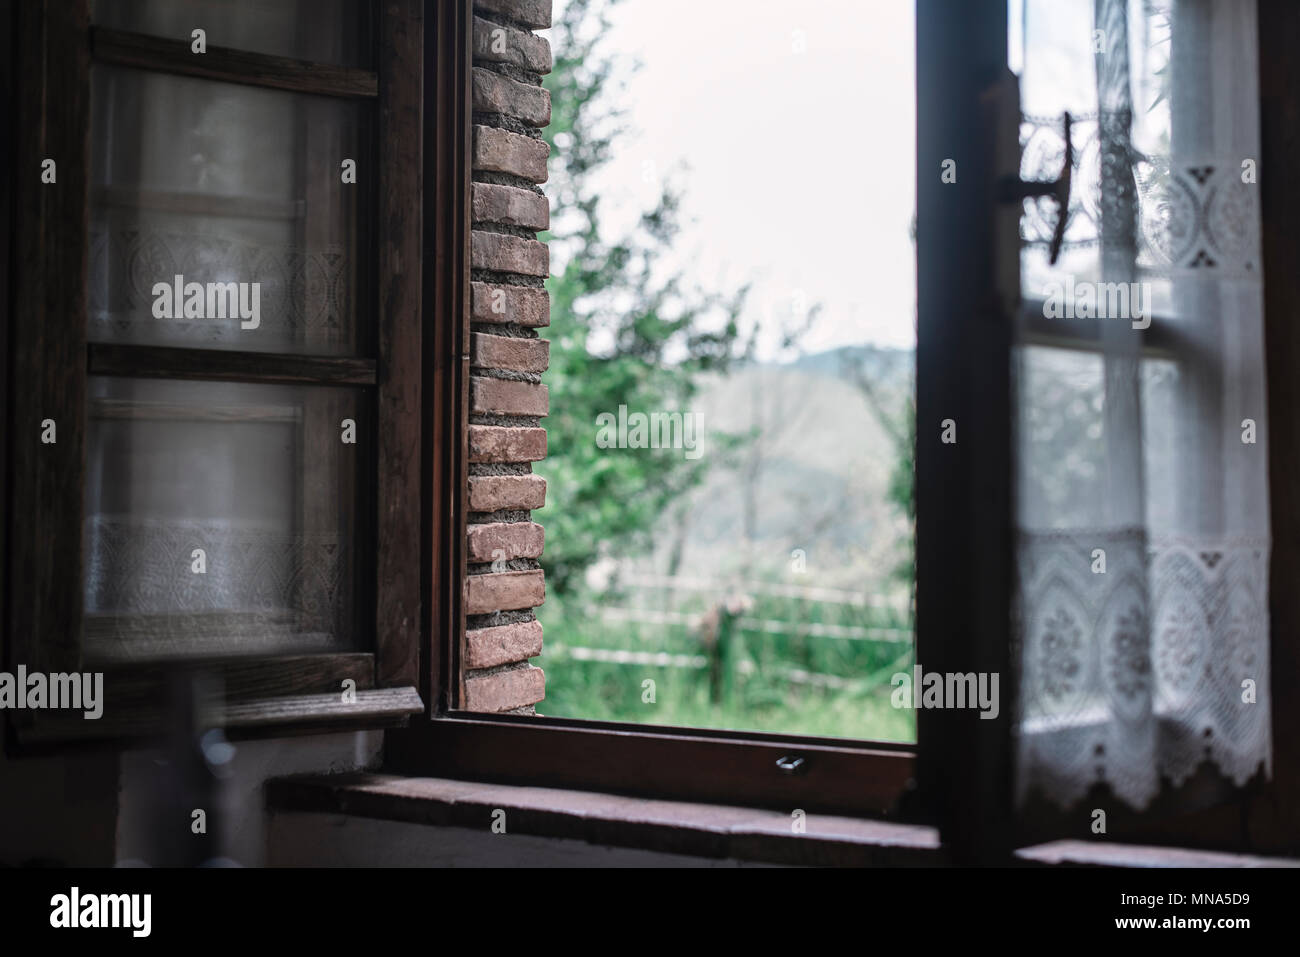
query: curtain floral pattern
[{"left": 1013, "top": 0, "right": 1270, "bottom": 809}]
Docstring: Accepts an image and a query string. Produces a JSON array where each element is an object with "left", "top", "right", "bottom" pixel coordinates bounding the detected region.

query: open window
[
  {"left": 393, "top": 0, "right": 922, "bottom": 819},
  {"left": 1009, "top": 0, "right": 1273, "bottom": 845},
  {"left": 7, "top": 0, "right": 1296, "bottom": 865},
  {"left": 912, "top": 0, "right": 1286, "bottom": 861},
  {"left": 396, "top": 0, "right": 1294, "bottom": 863}
]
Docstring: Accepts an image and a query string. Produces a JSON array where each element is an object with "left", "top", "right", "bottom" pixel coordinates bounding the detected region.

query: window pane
[
  {"left": 89, "top": 65, "right": 367, "bottom": 355},
  {"left": 1015, "top": 0, "right": 1179, "bottom": 318},
  {"left": 91, "top": 0, "right": 372, "bottom": 68},
  {"left": 84, "top": 377, "right": 368, "bottom": 661},
  {"left": 1016, "top": 345, "right": 1105, "bottom": 529},
  {"left": 532, "top": 0, "right": 916, "bottom": 742}
]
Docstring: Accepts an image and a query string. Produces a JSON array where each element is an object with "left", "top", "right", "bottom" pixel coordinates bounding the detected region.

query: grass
[{"left": 534, "top": 587, "right": 916, "bottom": 743}]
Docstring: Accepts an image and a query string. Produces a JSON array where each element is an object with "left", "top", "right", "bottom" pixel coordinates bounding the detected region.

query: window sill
[
  {"left": 265, "top": 773, "right": 1300, "bottom": 867},
  {"left": 264, "top": 772, "right": 944, "bottom": 867},
  {"left": 1014, "top": 841, "right": 1299, "bottom": 869}
]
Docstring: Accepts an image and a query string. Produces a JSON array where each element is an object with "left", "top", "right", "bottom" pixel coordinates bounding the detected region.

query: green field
[{"left": 535, "top": 584, "right": 916, "bottom": 743}]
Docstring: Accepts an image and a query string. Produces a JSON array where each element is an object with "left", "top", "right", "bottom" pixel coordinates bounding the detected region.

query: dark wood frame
[
  {"left": 422, "top": 0, "right": 471, "bottom": 716},
  {"left": 908, "top": 0, "right": 1300, "bottom": 860},
  {"left": 1050, "top": 0, "right": 1300, "bottom": 858},
  {"left": 909, "top": 0, "right": 1015, "bottom": 862},
  {"left": 11, "top": 0, "right": 1295, "bottom": 854},
  {"left": 1247, "top": 0, "right": 1300, "bottom": 858},
  {"left": 0, "top": 0, "right": 919, "bottom": 817},
  {"left": 2, "top": 0, "right": 430, "bottom": 747},
  {"left": 386, "top": 715, "right": 915, "bottom": 818},
  {"left": 387, "top": 0, "right": 920, "bottom": 823},
  {"left": 396, "top": 0, "right": 1300, "bottom": 851}
]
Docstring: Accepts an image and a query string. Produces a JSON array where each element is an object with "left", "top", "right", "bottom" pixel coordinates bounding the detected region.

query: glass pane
[
  {"left": 91, "top": 0, "right": 371, "bottom": 68},
  {"left": 89, "top": 65, "right": 366, "bottom": 355},
  {"left": 1015, "top": 0, "right": 1177, "bottom": 317},
  {"left": 84, "top": 377, "right": 368, "bottom": 661},
  {"left": 1016, "top": 345, "right": 1105, "bottom": 529},
  {"left": 1010, "top": 0, "right": 1271, "bottom": 810},
  {"left": 532, "top": 0, "right": 916, "bottom": 742}
]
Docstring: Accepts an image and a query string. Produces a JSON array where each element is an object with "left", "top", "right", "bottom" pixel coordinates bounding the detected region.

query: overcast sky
[{"left": 547, "top": 0, "right": 917, "bottom": 359}]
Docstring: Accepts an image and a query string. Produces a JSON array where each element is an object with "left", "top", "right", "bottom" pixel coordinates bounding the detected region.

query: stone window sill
[{"left": 264, "top": 773, "right": 1299, "bottom": 868}]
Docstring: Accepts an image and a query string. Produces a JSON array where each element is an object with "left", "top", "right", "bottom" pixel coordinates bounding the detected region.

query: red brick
[
  {"left": 472, "top": 16, "right": 552, "bottom": 74},
  {"left": 473, "top": 125, "right": 549, "bottom": 183},
  {"left": 472, "top": 231, "right": 549, "bottom": 277},
  {"left": 472, "top": 333, "right": 549, "bottom": 373},
  {"left": 464, "top": 664, "right": 546, "bottom": 712},
  {"left": 471, "top": 282, "right": 549, "bottom": 327},
  {"left": 465, "top": 620, "right": 544, "bottom": 670},
  {"left": 468, "top": 474, "right": 547, "bottom": 511},
  {"left": 473, "top": 67, "right": 550, "bottom": 127},
  {"left": 468, "top": 425, "right": 546, "bottom": 463},
  {"left": 471, "top": 377, "right": 549, "bottom": 416},
  {"left": 467, "top": 521, "right": 545, "bottom": 563},
  {"left": 472, "top": 182, "right": 549, "bottom": 230},
  {"left": 465, "top": 569, "right": 546, "bottom": 614}
]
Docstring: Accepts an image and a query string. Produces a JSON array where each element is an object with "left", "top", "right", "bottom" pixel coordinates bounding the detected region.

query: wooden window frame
[
  {"left": 402, "top": 0, "right": 1300, "bottom": 857},
  {"left": 394, "top": 0, "right": 919, "bottom": 824},
  {"left": 1042, "top": 0, "right": 1300, "bottom": 858},
  {"left": 10, "top": 0, "right": 1294, "bottom": 856},
  {"left": 905, "top": 0, "right": 1300, "bottom": 862},
  {"left": 0, "top": 0, "right": 918, "bottom": 815},
  {"left": 2, "top": 0, "right": 428, "bottom": 747}
]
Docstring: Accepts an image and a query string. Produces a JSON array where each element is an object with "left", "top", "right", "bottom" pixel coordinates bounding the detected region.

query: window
[
  {"left": 4, "top": 0, "right": 433, "bottom": 741},
  {"left": 395, "top": 0, "right": 921, "bottom": 820},
  {"left": 9, "top": 0, "right": 1298, "bottom": 864},
  {"left": 529, "top": 0, "right": 918, "bottom": 744},
  {"left": 909, "top": 0, "right": 1289, "bottom": 860},
  {"left": 391, "top": 0, "right": 1297, "bottom": 864}
]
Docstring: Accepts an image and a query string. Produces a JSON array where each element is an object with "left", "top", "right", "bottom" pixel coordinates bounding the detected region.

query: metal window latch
[
  {"left": 997, "top": 110, "right": 1073, "bottom": 265},
  {"left": 775, "top": 755, "right": 807, "bottom": 775}
]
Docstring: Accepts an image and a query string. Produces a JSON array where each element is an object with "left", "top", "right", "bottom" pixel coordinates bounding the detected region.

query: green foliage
[
  {"left": 841, "top": 350, "right": 916, "bottom": 599},
  {"left": 537, "top": 0, "right": 746, "bottom": 597},
  {"left": 887, "top": 396, "right": 916, "bottom": 593},
  {"left": 539, "top": 589, "right": 916, "bottom": 742}
]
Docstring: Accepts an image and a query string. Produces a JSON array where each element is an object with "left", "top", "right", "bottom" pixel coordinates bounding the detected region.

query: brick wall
[{"left": 464, "top": 0, "right": 553, "bottom": 713}]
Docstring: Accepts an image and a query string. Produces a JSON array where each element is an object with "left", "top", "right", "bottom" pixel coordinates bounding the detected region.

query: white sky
[{"left": 547, "top": 0, "right": 918, "bottom": 358}]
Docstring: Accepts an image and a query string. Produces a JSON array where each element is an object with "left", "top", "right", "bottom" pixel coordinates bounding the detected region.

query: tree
[
  {"left": 537, "top": 0, "right": 747, "bottom": 597},
  {"left": 843, "top": 350, "right": 915, "bottom": 606}
]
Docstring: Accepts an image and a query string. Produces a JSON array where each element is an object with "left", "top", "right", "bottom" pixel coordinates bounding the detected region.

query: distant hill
[{"left": 626, "top": 344, "right": 915, "bottom": 597}]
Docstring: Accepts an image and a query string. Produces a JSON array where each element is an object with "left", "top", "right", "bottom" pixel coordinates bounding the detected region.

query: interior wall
[
  {"left": 0, "top": 746, "right": 120, "bottom": 867},
  {"left": 0, "top": 729, "right": 381, "bottom": 867},
  {"left": 115, "top": 730, "right": 383, "bottom": 867}
]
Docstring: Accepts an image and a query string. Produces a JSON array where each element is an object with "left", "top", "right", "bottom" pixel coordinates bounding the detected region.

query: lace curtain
[
  {"left": 83, "top": 2, "right": 364, "bottom": 660},
  {"left": 1013, "top": 0, "right": 1270, "bottom": 808}
]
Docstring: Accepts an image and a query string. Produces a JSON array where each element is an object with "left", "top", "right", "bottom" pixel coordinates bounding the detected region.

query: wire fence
[
  {"left": 595, "top": 606, "right": 911, "bottom": 642},
  {"left": 614, "top": 572, "right": 907, "bottom": 611},
  {"left": 547, "top": 640, "right": 914, "bottom": 693},
  {"left": 555, "top": 573, "right": 915, "bottom": 701}
]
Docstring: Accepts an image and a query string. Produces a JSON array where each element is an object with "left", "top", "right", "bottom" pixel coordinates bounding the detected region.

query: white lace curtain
[
  {"left": 83, "top": 2, "right": 362, "bottom": 660},
  {"left": 1013, "top": 0, "right": 1270, "bottom": 809}
]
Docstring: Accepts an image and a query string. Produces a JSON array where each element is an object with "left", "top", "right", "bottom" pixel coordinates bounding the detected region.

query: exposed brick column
[{"left": 464, "top": 0, "right": 552, "bottom": 714}]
